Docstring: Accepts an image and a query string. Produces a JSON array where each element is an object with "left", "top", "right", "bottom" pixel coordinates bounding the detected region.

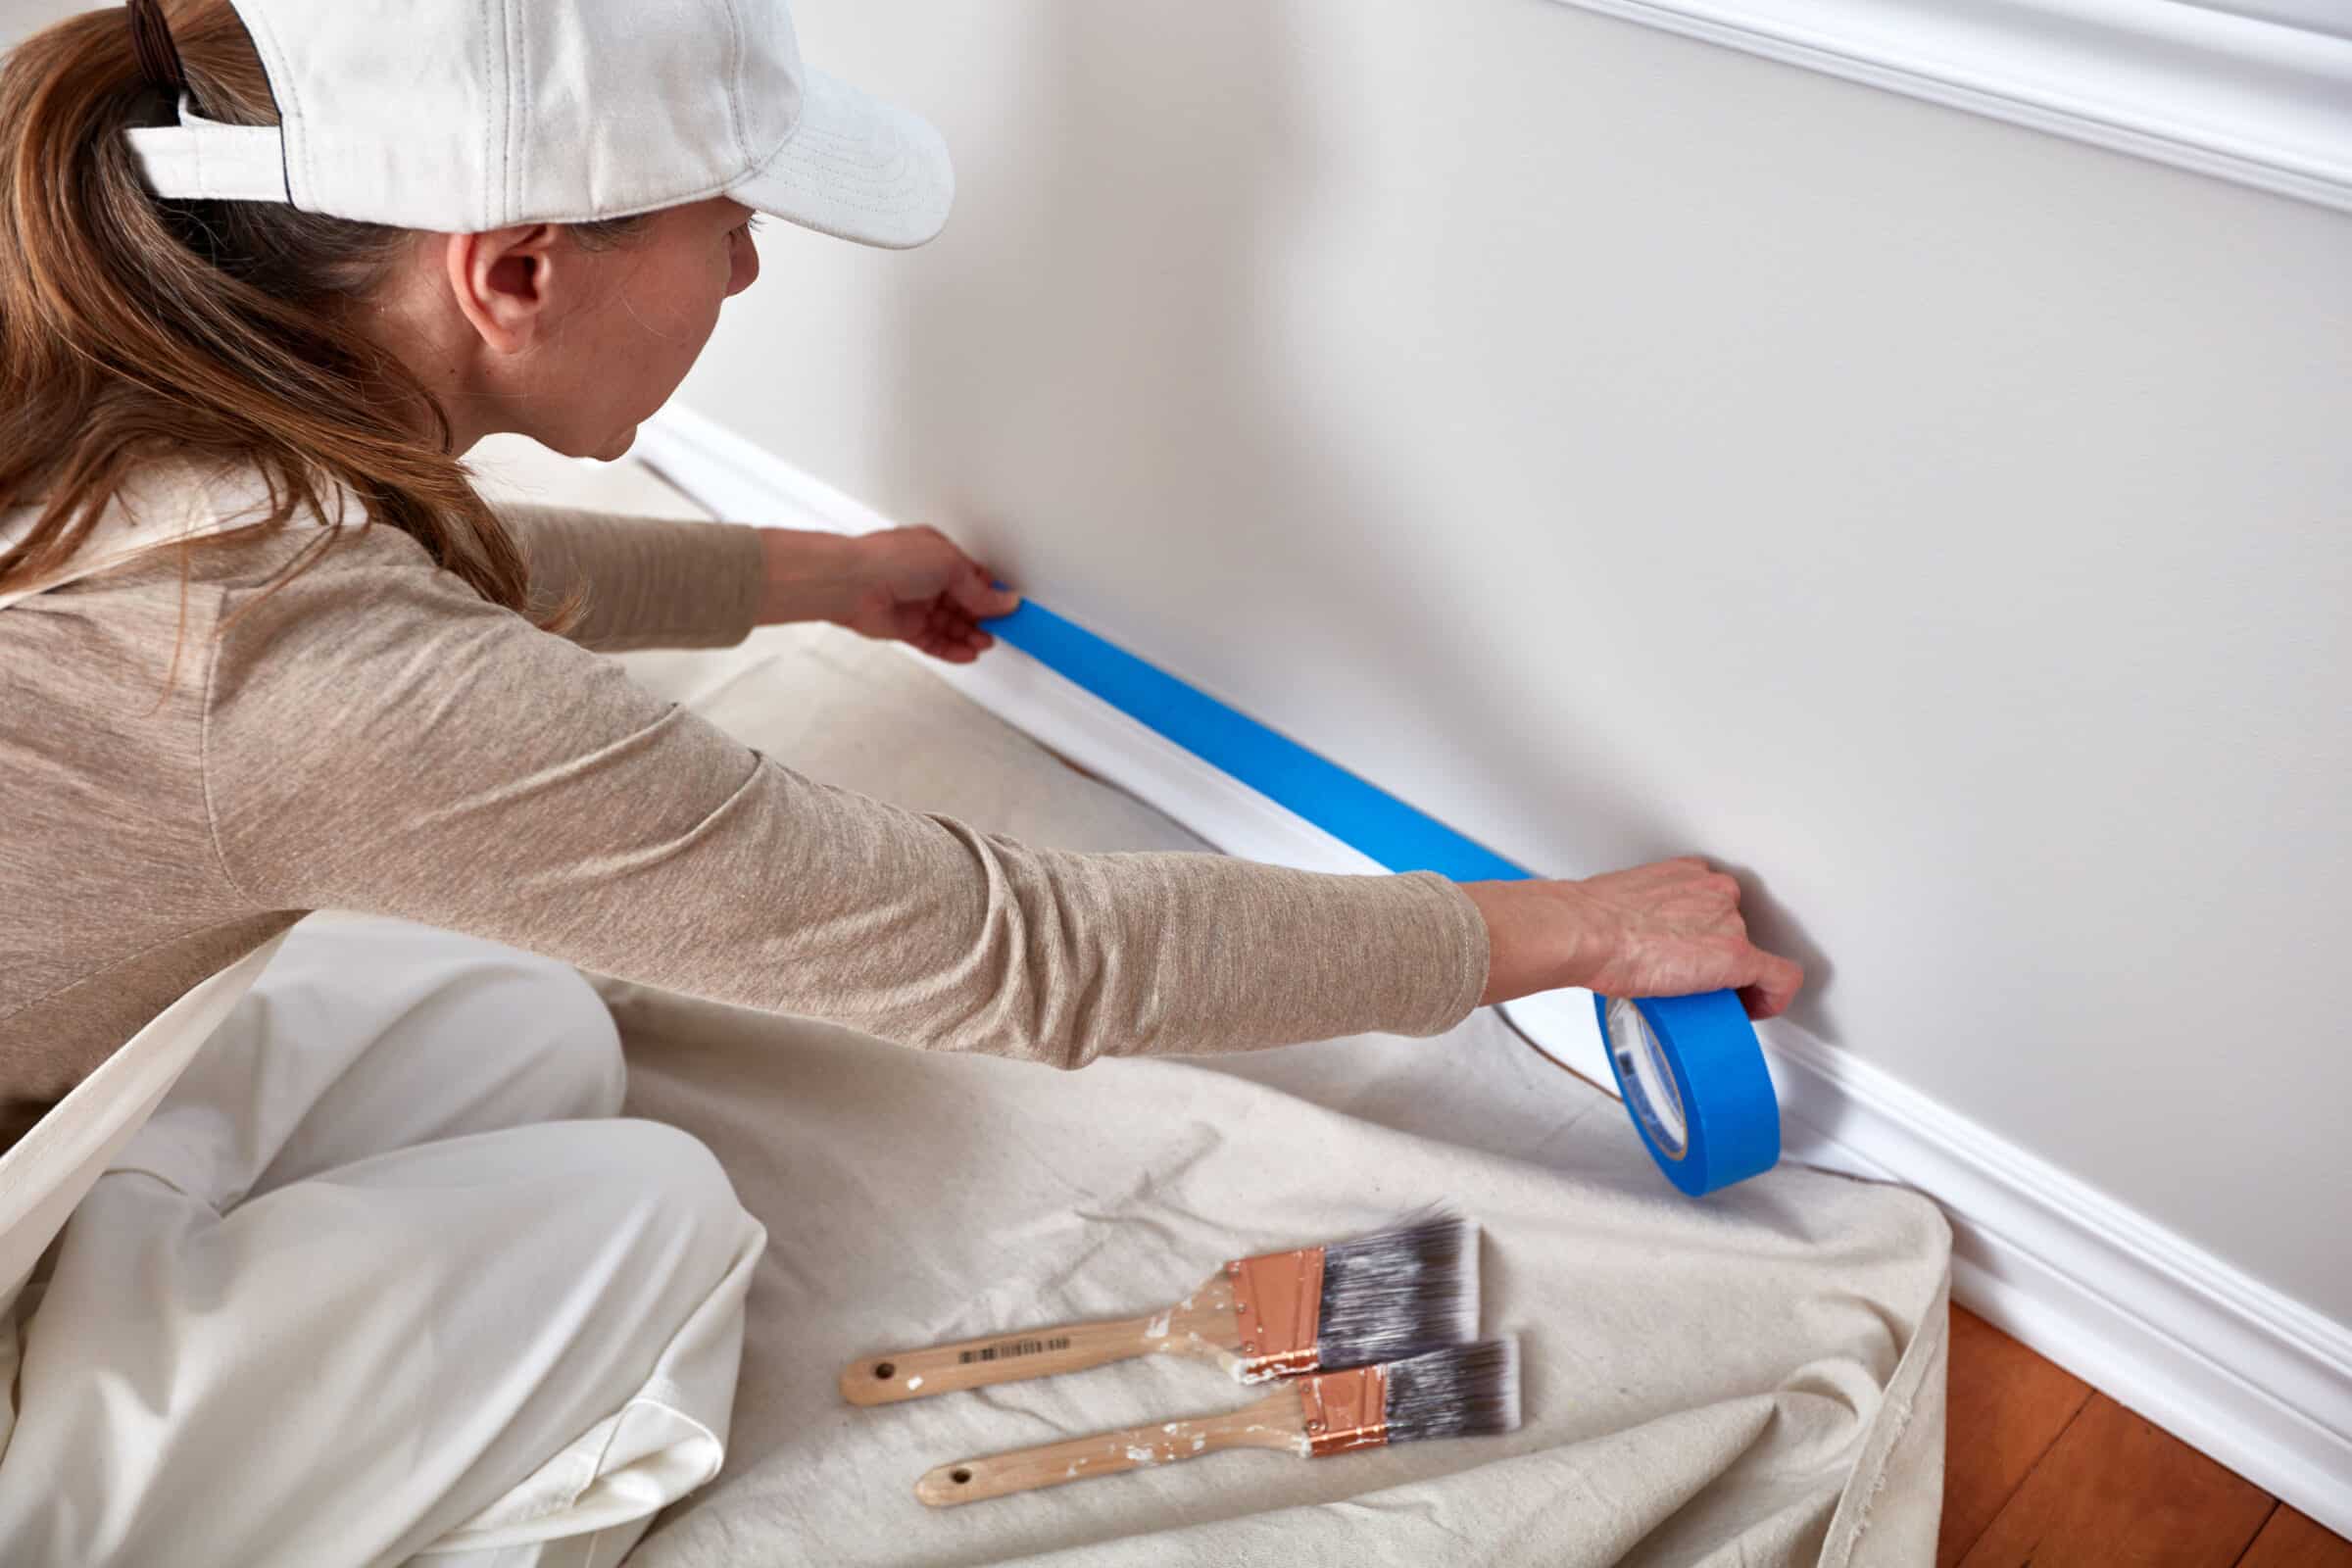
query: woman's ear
[{"left": 443, "top": 224, "right": 563, "bottom": 355}]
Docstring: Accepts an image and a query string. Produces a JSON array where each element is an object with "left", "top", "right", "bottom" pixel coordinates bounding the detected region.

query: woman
[{"left": 0, "top": 0, "right": 1804, "bottom": 1563}]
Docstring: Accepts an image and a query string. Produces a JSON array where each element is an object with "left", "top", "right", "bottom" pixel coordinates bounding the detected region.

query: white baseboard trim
[
  {"left": 634, "top": 404, "right": 2352, "bottom": 1536},
  {"left": 1542, "top": 0, "right": 2352, "bottom": 214}
]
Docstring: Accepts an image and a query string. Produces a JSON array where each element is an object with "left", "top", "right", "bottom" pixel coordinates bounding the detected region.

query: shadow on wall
[{"left": 869, "top": 0, "right": 1841, "bottom": 1043}]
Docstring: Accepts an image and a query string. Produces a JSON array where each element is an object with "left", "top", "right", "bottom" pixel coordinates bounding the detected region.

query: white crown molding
[
  {"left": 635, "top": 404, "right": 2352, "bottom": 1537},
  {"left": 1543, "top": 0, "right": 2352, "bottom": 214}
]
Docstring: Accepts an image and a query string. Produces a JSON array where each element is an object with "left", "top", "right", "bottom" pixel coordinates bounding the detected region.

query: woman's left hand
[{"left": 762, "top": 525, "right": 1021, "bottom": 663}]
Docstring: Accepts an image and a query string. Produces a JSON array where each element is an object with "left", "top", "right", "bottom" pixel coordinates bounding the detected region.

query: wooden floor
[{"left": 1942, "top": 1306, "right": 2350, "bottom": 1567}]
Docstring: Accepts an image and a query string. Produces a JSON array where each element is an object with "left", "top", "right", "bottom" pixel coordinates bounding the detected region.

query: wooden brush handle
[
  {"left": 844, "top": 1314, "right": 1158, "bottom": 1405},
  {"left": 841, "top": 1272, "right": 1239, "bottom": 1406},
  {"left": 915, "top": 1390, "right": 1304, "bottom": 1506}
]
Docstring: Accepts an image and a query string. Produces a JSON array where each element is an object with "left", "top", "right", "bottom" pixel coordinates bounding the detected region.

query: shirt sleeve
[
  {"left": 197, "top": 537, "right": 1490, "bottom": 1068},
  {"left": 494, "top": 502, "right": 766, "bottom": 652}
]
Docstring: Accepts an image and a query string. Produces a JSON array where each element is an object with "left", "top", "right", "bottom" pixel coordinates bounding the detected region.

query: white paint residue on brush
[
  {"left": 1236, "top": 1416, "right": 1313, "bottom": 1458},
  {"left": 1146, "top": 1310, "right": 1172, "bottom": 1339},
  {"left": 1124, "top": 1446, "right": 1160, "bottom": 1465}
]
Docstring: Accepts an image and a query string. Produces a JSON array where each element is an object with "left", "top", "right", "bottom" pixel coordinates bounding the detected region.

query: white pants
[{"left": 0, "top": 916, "right": 765, "bottom": 1567}]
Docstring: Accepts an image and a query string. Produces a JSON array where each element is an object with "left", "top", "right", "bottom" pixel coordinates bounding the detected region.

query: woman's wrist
[
  {"left": 1458, "top": 879, "right": 1603, "bottom": 1006},
  {"left": 755, "top": 527, "right": 864, "bottom": 626}
]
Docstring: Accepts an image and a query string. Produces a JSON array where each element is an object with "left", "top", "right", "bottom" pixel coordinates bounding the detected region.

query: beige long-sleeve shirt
[{"left": 0, "top": 496, "right": 1491, "bottom": 1153}]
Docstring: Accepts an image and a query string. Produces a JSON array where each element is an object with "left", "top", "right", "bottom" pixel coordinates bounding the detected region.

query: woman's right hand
[{"left": 1460, "top": 858, "right": 1805, "bottom": 1020}]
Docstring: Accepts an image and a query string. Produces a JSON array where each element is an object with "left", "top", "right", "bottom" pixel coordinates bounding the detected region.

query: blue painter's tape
[
  {"left": 1594, "top": 992, "right": 1782, "bottom": 1197},
  {"left": 977, "top": 597, "right": 1782, "bottom": 1195}
]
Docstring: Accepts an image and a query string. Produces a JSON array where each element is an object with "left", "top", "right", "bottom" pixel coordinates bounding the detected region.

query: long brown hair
[{"left": 0, "top": 1, "right": 629, "bottom": 623}]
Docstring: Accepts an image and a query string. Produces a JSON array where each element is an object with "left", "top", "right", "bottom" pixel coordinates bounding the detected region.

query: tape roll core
[{"left": 1606, "top": 996, "right": 1689, "bottom": 1158}]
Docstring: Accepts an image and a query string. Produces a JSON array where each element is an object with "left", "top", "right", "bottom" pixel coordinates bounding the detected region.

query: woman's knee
[
  {"left": 290, "top": 916, "right": 627, "bottom": 1122},
  {"left": 568, "top": 1119, "right": 760, "bottom": 1265},
  {"left": 466, "top": 956, "right": 626, "bottom": 1122}
]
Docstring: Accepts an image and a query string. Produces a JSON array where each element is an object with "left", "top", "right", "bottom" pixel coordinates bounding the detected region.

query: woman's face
[
  {"left": 531, "top": 197, "right": 763, "bottom": 461},
  {"left": 416, "top": 195, "right": 763, "bottom": 461}
]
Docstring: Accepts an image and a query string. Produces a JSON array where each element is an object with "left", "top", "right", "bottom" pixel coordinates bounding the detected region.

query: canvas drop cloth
[{"left": 584, "top": 610, "right": 1949, "bottom": 1568}]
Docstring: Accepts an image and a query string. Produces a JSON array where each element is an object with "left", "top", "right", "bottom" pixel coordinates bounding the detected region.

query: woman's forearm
[{"left": 495, "top": 503, "right": 767, "bottom": 651}]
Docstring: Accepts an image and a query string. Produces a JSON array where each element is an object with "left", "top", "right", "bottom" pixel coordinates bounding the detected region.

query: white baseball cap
[{"left": 123, "top": 0, "right": 954, "bottom": 248}]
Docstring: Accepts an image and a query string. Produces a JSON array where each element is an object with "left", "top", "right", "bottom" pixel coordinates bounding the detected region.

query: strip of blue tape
[{"left": 976, "top": 598, "right": 1781, "bottom": 1195}]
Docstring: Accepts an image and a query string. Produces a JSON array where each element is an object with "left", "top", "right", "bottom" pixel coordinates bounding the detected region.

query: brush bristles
[
  {"left": 1314, "top": 1210, "right": 1480, "bottom": 1368},
  {"left": 1382, "top": 1338, "right": 1521, "bottom": 1444}
]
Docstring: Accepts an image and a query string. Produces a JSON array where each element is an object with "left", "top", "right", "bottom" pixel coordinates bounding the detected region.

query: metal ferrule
[
  {"left": 1228, "top": 1245, "right": 1326, "bottom": 1380},
  {"left": 1298, "top": 1364, "right": 1390, "bottom": 1457}
]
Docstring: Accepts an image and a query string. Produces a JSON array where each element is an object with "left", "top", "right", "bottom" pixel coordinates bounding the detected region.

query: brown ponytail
[
  {"left": 123, "top": 0, "right": 185, "bottom": 94},
  {"left": 0, "top": 2, "right": 624, "bottom": 626}
]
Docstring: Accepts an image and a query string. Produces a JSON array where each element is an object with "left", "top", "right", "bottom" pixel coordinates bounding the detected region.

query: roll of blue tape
[
  {"left": 976, "top": 597, "right": 1782, "bottom": 1195},
  {"left": 1592, "top": 992, "right": 1781, "bottom": 1197}
]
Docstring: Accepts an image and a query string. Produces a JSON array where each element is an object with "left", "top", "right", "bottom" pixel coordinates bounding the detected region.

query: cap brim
[{"left": 730, "top": 69, "right": 954, "bottom": 251}]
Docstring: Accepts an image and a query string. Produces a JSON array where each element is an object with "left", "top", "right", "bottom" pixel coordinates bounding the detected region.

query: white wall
[
  {"left": 0, "top": 1, "right": 68, "bottom": 49},
  {"left": 672, "top": 1, "right": 2352, "bottom": 1323}
]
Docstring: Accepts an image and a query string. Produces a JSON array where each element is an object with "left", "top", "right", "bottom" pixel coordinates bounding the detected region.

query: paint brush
[
  {"left": 841, "top": 1211, "right": 1478, "bottom": 1406},
  {"left": 914, "top": 1338, "right": 1521, "bottom": 1505}
]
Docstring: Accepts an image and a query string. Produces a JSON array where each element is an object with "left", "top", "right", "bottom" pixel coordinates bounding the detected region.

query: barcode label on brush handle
[{"left": 956, "top": 1336, "right": 1072, "bottom": 1365}]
